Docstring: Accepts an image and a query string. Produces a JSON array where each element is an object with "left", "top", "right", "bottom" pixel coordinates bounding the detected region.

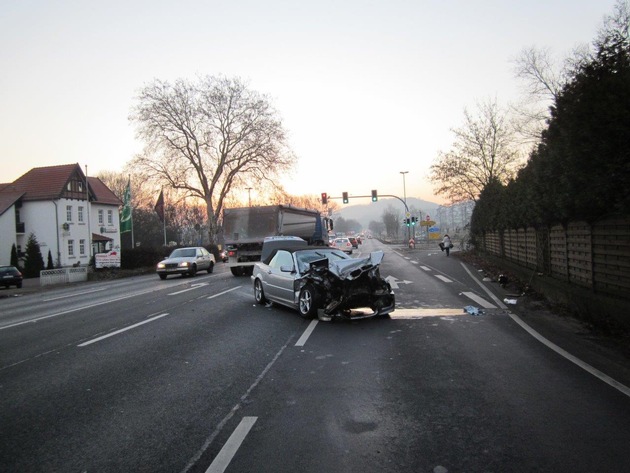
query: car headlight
[
  {"left": 157, "top": 263, "right": 165, "bottom": 269},
  {"left": 178, "top": 262, "right": 189, "bottom": 268}
]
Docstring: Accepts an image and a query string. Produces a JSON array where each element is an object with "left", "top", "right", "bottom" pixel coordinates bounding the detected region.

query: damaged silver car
[{"left": 251, "top": 237, "right": 395, "bottom": 320}]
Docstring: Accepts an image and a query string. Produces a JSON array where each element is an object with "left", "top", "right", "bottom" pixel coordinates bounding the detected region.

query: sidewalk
[{"left": 0, "top": 276, "right": 47, "bottom": 298}]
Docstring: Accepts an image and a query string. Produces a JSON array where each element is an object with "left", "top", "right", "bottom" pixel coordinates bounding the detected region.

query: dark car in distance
[{"left": 0, "top": 266, "right": 23, "bottom": 288}]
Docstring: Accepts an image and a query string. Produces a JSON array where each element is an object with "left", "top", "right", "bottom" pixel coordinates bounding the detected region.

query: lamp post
[
  {"left": 400, "top": 171, "right": 409, "bottom": 242},
  {"left": 246, "top": 187, "right": 253, "bottom": 207}
]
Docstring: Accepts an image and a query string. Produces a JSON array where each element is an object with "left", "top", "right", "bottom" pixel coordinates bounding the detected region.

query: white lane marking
[
  {"left": 183, "top": 334, "right": 293, "bottom": 473},
  {"left": 168, "top": 283, "right": 208, "bottom": 295},
  {"left": 385, "top": 275, "right": 413, "bottom": 289},
  {"left": 205, "top": 417, "right": 257, "bottom": 473},
  {"left": 462, "top": 291, "right": 497, "bottom": 309},
  {"left": 207, "top": 286, "right": 242, "bottom": 299},
  {"left": 295, "top": 320, "right": 318, "bottom": 346},
  {"left": 507, "top": 312, "right": 630, "bottom": 398},
  {"left": 0, "top": 287, "right": 166, "bottom": 331},
  {"left": 43, "top": 287, "right": 107, "bottom": 301},
  {"left": 410, "top": 260, "right": 418, "bottom": 265},
  {"left": 420, "top": 266, "right": 431, "bottom": 271},
  {"left": 391, "top": 308, "right": 464, "bottom": 318},
  {"left": 459, "top": 262, "right": 630, "bottom": 398},
  {"left": 77, "top": 313, "right": 168, "bottom": 346},
  {"left": 461, "top": 263, "right": 506, "bottom": 309},
  {"left": 435, "top": 275, "right": 453, "bottom": 283}
]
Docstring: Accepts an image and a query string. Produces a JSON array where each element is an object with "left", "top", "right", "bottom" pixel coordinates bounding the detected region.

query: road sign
[{"left": 426, "top": 215, "right": 430, "bottom": 221}]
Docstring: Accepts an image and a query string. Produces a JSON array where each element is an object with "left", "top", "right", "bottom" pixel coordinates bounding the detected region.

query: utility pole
[{"left": 400, "top": 171, "right": 409, "bottom": 241}]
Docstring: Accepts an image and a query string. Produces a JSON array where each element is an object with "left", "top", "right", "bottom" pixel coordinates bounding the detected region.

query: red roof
[
  {"left": 7, "top": 163, "right": 82, "bottom": 201},
  {"left": 88, "top": 176, "right": 123, "bottom": 206},
  {"left": 0, "top": 190, "right": 24, "bottom": 217},
  {"left": 0, "top": 164, "right": 121, "bottom": 206}
]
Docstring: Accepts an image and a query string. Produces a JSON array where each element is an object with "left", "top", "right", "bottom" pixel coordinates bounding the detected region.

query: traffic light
[
  {"left": 321, "top": 192, "right": 328, "bottom": 205},
  {"left": 411, "top": 216, "right": 416, "bottom": 225},
  {"left": 371, "top": 189, "right": 378, "bottom": 202},
  {"left": 342, "top": 192, "right": 349, "bottom": 204},
  {"left": 406, "top": 218, "right": 410, "bottom": 227}
]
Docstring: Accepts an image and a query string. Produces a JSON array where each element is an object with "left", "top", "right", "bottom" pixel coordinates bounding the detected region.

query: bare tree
[
  {"left": 430, "top": 99, "right": 522, "bottom": 203},
  {"left": 381, "top": 205, "right": 401, "bottom": 238},
  {"left": 129, "top": 75, "right": 295, "bottom": 244}
]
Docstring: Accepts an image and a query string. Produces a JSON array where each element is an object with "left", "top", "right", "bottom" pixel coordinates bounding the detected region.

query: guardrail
[{"left": 40, "top": 267, "right": 88, "bottom": 286}]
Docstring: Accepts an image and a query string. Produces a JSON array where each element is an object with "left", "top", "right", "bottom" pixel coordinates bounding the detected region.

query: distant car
[
  {"left": 219, "top": 249, "right": 229, "bottom": 262},
  {"left": 156, "top": 247, "right": 215, "bottom": 279},
  {"left": 332, "top": 237, "right": 353, "bottom": 254},
  {"left": 348, "top": 236, "right": 359, "bottom": 248},
  {"left": 251, "top": 238, "right": 395, "bottom": 320},
  {"left": 0, "top": 266, "right": 23, "bottom": 288}
]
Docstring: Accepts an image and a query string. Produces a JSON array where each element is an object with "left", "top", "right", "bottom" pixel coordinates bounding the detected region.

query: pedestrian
[{"left": 441, "top": 234, "right": 452, "bottom": 256}]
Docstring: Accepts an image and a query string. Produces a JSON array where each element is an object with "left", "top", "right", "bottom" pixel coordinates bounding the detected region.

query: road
[{"left": 1, "top": 239, "right": 629, "bottom": 472}]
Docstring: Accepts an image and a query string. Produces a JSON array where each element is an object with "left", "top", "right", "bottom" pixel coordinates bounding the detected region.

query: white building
[{"left": 0, "top": 163, "right": 122, "bottom": 267}]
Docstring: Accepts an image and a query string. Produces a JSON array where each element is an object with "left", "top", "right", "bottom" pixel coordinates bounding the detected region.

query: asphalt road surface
[{"left": 1, "top": 239, "right": 629, "bottom": 472}]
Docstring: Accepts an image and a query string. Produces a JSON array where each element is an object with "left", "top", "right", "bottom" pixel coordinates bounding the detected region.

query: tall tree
[
  {"left": 381, "top": 205, "right": 402, "bottom": 238},
  {"left": 430, "top": 98, "right": 522, "bottom": 203},
  {"left": 533, "top": 0, "right": 630, "bottom": 220},
  {"left": 129, "top": 75, "right": 295, "bottom": 244},
  {"left": 23, "top": 233, "right": 45, "bottom": 278}
]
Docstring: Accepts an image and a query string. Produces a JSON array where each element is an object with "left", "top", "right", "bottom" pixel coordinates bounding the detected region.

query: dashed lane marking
[{"left": 461, "top": 291, "right": 497, "bottom": 309}]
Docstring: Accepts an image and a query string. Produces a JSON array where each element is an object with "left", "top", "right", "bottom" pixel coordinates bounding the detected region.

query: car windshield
[
  {"left": 295, "top": 249, "right": 348, "bottom": 272},
  {"left": 170, "top": 248, "right": 196, "bottom": 258}
]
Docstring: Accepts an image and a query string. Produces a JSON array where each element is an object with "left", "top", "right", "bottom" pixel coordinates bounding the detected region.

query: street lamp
[
  {"left": 400, "top": 171, "right": 409, "bottom": 241},
  {"left": 246, "top": 187, "right": 253, "bottom": 206}
]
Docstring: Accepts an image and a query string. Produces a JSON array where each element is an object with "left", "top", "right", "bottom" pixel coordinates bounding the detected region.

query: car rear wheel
[
  {"left": 298, "top": 284, "right": 320, "bottom": 319},
  {"left": 207, "top": 262, "right": 214, "bottom": 274},
  {"left": 254, "top": 279, "right": 267, "bottom": 304}
]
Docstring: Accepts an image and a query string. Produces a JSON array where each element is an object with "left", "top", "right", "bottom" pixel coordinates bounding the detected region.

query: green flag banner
[{"left": 120, "top": 180, "right": 132, "bottom": 233}]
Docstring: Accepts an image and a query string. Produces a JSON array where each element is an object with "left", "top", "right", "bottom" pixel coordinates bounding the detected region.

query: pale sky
[{"left": 0, "top": 0, "right": 611, "bottom": 204}]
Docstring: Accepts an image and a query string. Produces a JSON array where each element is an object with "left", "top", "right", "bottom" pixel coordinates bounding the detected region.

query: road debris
[{"left": 464, "top": 305, "right": 483, "bottom": 316}]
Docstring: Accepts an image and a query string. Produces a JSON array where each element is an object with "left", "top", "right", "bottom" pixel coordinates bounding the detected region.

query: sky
[{"left": 0, "top": 0, "right": 613, "bottom": 205}]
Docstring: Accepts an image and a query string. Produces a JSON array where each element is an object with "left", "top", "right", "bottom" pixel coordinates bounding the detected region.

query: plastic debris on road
[
  {"left": 463, "top": 305, "right": 483, "bottom": 316},
  {"left": 504, "top": 298, "right": 518, "bottom": 305}
]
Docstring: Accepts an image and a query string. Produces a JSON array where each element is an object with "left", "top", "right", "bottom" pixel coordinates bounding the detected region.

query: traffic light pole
[{"left": 327, "top": 194, "right": 409, "bottom": 213}]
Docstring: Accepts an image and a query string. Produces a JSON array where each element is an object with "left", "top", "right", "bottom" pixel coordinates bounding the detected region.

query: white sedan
[
  {"left": 156, "top": 247, "right": 216, "bottom": 279},
  {"left": 331, "top": 237, "right": 353, "bottom": 254}
]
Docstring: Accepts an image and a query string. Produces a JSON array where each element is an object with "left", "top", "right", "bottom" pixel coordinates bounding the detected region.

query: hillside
[{"left": 334, "top": 197, "right": 441, "bottom": 227}]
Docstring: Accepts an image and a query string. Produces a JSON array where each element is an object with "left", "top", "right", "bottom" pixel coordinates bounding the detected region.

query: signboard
[
  {"left": 95, "top": 250, "right": 121, "bottom": 269},
  {"left": 428, "top": 226, "right": 441, "bottom": 240}
]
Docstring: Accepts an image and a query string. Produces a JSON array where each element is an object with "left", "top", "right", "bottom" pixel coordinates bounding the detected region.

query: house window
[
  {"left": 67, "top": 182, "right": 72, "bottom": 191},
  {"left": 78, "top": 206, "right": 84, "bottom": 223},
  {"left": 108, "top": 210, "right": 113, "bottom": 225},
  {"left": 66, "top": 205, "right": 72, "bottom": 222},
  {"left": 68, "top": 239, "right": 74, "bottom": 257},
  {"left": 98, "top": 209, "right": 104, "bottom": 225},
  {"left": 78, "top": 181, "right": 83, "bottom": 192},
  {"left": 79, "top": 239, "right": 86, "bottom": 255}
]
